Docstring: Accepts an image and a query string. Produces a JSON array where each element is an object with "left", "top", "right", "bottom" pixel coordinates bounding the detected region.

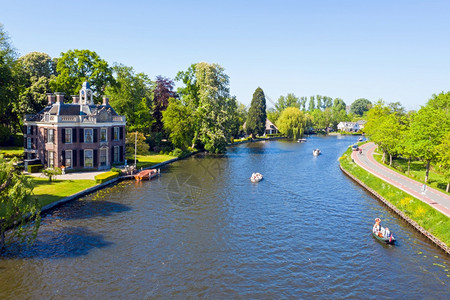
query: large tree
[
  {"left": 162, "top": 98, "right": 195, "bottom": 150},
  {"left": 50, "top": 49, "right": 114, "bottom": 102},
  {"left": 105, "top": 64, "right": 154, "bottom": 133},
  {"left": 0, "top": 155, "right": 41, "bottom": 249},
  {"left": 350, "top": 98, "right": 372, "bottom": 116},
  {"left": 276, "top": 107, "right": 307, "bottom": 140},
  {"left": 152, "top": 76, "right": 177, "bottom": 132},
  {"left": 246, "top": 87, "right": 267, "bottom": 137}
]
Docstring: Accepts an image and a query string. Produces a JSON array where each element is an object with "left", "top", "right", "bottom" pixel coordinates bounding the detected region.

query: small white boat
[
  {"left": 297, "top": 138, "right": 307, "bottom": 143},
  {"left": 250, "top": 172, "right": 263, "bottom": 183},
  {"left": 358, "top": 137, "right": 363, "bottom": 142},
  {"left": 313, "top": 149, "right": 321, "bottom": 156}
]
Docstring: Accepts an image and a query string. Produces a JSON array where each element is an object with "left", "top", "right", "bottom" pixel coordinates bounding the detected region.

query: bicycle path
[{"left": 352, "top": 142, "right": 450, "bottom": 217}]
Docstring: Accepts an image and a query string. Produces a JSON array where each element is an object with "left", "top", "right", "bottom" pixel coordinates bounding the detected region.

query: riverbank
[
  {"left": 339, "top": 146, "right": 450, "bottom": 254},
  {"left": 229, "top": 136, "right": 287, "bottom": 145}
]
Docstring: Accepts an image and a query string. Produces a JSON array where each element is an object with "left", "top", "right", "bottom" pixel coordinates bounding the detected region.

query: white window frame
[
  {"left": 84, "top": 149, "right": 93, "bottom": 168},
  {"left": 65, "top": 150, "right": 72, "bottom": 169},
  {"left": 114, "top": 127, "right": 120, "bottom": 141},
  {"left": 100, "top": 148, "right": 108, "bottom": 167},
  {"left": 100, "top": 128, "right": 107, "bottom": 142},
  {"left": 65, "top": 129, "right": 72, "bottom": 144},
  {"left": 48, "top": 151, "right": 54, "bottom": 167},
  {"left": 84, "top": 128, "right": 93, "bottom": 144}
]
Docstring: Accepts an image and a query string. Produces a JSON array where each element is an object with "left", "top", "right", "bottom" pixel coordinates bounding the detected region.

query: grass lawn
[
  {"left": 372, "top": 149, "right": 449, "bottom": 195},
  {"left": 339, "top": 147, "right": 450, "bottom": 247},
  {"left": 0, "top": 146, "right": 24, "bottom": 156},
  {"left": 30, "top": 177, "right": 96, "bottom": 207},
  {"left": 126, "top": 153, "right": 177, "bottom": 169}
]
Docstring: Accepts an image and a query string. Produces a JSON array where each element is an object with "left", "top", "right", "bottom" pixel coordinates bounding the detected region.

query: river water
[{"left": 1, "top": 136, "right": 449, "bottom": 299}]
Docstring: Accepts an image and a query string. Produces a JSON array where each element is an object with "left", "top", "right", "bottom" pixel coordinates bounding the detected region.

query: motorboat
[
  {"left": 297, "top": 138, "right": 307, "bottom": 143},
  {"left": 134, "top": 168, "right": 160, "bottom": 181},
  {"left": 250, "top": 172, "right": 263, "bottom": 183},
  {"left": 313, "top": 149, "right": 321, "bottom": 156}
]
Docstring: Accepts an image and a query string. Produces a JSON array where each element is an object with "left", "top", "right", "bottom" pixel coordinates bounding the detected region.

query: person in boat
[
  {"left": 373, "top": 218, "right": 383, "bottom": 237},
  {"left": 384, "top": 227, "right": 391, "bottom": 238}
]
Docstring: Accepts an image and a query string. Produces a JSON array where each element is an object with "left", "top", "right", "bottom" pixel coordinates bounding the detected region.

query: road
[{"left": 352, "top": 142, "right": 450, "bottom": 217}]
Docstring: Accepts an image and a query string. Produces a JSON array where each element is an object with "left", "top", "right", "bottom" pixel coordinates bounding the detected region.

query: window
[
  {"left": 48, "top": 151, "right": 54, "bottom": 167},
  {"left": 48, "top": 129, "right": 54, "bottom": 143},
  {"left": 100, "top": 149, "right": 108, "bottom": 166},
  {"left": 100, "top": 128, "right": 107, "bottom": 142},
  {"left": 65, "top": 129, "right": 72, "bottom": 144},
  {"left": 27, "top": 126, "right": 31, "bottom": 135},
  {"left": 27, "top": 137, "right": 32, "bottom": 150},
  {"left": 114, "top": 127, "right": 120, "bottom": 141},
  {"left": 84, "top": 149, "right": 93, "bottom": 168},
  {"left": 84, "top": 128, "right": 93, "bottom": 143},
  {"left": 114, "top": 146, "right": 119, "bottom": 163},
  {"left": 65, "top": 150, "right": 72, "bottom": 168}
]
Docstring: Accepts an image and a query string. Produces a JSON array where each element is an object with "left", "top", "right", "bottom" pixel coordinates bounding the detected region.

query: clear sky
[{"left": 1, "top": 0, "right": 449, "bottom": 110}]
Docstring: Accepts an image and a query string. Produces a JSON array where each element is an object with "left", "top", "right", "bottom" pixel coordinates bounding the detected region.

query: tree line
[{"left": 363, "top": 94, "right": 449, "bottom": 191}]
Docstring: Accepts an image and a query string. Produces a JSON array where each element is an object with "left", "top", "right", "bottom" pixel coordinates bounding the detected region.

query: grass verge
[
  {"left": 126, "top": 153, "right": 176, "bottom": 169},
  {"left": 30, "top": 177, "right": 97, "bottom": 208},
  {"left": 339, "top": 147, "right": 450, "bottom": 247}
]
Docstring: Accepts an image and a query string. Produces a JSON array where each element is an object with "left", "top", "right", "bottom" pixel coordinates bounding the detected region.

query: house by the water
[{"left": 23, "top": 82, "right": 126, "bottom": 170}]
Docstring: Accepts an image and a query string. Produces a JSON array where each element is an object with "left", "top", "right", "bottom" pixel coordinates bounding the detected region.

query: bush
[
  {"left": 173, "top": 148, "right": 182, "bottom": 157},
  {"left": 110, "top": 167, "right": 122, "bottom": 175},
  {"left": 28, "top": 164, "right": 43, "bottom": 173},
  {"left": 95, "top": 171, "right": 119, "bottom": 184}
]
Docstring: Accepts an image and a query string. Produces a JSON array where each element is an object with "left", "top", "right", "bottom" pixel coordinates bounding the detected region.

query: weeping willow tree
[
  {"left": 276, "top": 107, "right": 307, "bottom": 140},
  {"left": 0, "top": 155, "right": 40, "bottom": 249}
]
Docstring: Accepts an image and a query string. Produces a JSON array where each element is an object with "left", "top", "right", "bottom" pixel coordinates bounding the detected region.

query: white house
[{"left": 337, "top": 122, "right": 360, "bottom": 132}]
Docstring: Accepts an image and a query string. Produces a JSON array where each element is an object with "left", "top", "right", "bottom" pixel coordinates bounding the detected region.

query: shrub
[
  {"left": 95, "top": 171, "right": 119, "bottom": 184},
  {"left": 173, "top": 148, "right": 182, "bottom": 157},
  {"left": 28, "top": 164, "right": 43, "bottom": 173},
  {"left": 110, "top": 167, "right": 122, "bottom": 175}
]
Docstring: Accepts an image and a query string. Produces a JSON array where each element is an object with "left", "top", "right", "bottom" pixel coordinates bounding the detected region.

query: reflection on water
[{"left": 1, "top": 136, "right": 449, "bottom": 298}]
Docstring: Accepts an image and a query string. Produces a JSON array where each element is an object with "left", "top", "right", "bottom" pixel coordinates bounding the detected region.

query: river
[{"left": 1, "top": 136, "right": 449, "bottom": 298}]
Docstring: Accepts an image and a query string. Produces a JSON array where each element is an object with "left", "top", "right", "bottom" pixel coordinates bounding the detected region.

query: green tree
[
  {"left": 162, "top": 98, "right": 195, "bottom": 150},
  {"left": 299, "top": 96, "right": 307, "bottom": 111},
  {"left": 308, "top": 96, "right": 315, "bottom": 111},
  {"left": 125, "top": 132, "right": 150, "bottom": 156},
  {"left": 0, "top": 155, "right": 40, "bottom": 249},
  {"left": 276, "top": 107, "right": 307, "bottom": 140},
  {"left": 105, "top": 64, "right": 154, "bottom": 133},
  {"left": 316, "top": 95, "right": 322, "bottom": 110},
  {"left": 50, "top": 49, "right": 114, "bottom": 102},
  {"left": 435, "top": 131, "right": 450, "bottom": 192},
  {"left": 350, "top": 98, "right": 372, "bottom": 116},
  {"left": 42, "top": 166, "right": 62, "bottom": 182},
  {"left": 409, "top": 92, "right": 450, "bottom": 183},
  {"left": 246, "top": 87, "right": 267, "bottom": 137},
  {"left": 275, "top": 93, "right": 299, "bottom": 112}
]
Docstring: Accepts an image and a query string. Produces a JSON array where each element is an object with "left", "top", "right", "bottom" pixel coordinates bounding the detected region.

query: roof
[
  {"left": 41, "top": 103, "right": 119, "bottom": 116},
  {"left": 265, "top": 118, "right": 278, "bottom": 130}
]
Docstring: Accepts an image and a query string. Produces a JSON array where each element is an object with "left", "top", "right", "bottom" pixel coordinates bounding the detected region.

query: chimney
[
  {"left": 55, "top": 92, "right": 65, "bottom": 104},
  {"left": 72, "top": 95, "right": 80, "bottom": 104},
  {"left": 102, "top": 96, "right": 109, "bottom": 106},
  {"left": 47, "top": 93, "right": 55, "bottom": 105}
]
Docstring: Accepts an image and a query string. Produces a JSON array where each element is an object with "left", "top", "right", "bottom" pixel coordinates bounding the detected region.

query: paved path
[
  {"left": 352, "top": 142, "right": 450, "bottom": 217},
  {"left": 26, "top": 170, "right": 104, "bottom": 180}
]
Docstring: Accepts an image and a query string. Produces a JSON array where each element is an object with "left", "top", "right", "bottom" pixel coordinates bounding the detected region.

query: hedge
[
  {"left": 94, "top": 171, "right": 119, "bottom": 184},
  {"left": 28, "top": 164, "right": 43, "bottom": 173}
]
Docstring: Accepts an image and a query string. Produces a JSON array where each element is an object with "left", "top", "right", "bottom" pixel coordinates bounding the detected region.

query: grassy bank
[
  {"left": 126, "top": 153, "right": 177, "bottom": 169},
  {"left": 372, "top": 151, "right": 449, "bottom": 195},
  {"left": 339, "top": 147, "right": 450, "bottom": 247},
  {"left": 31, "top": 177, "right": 96, "bottom": 207}
]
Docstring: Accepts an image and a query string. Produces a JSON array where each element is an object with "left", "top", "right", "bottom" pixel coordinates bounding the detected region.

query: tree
[
  {"left": 275, "top": 93, "right": 299, "bottom": 112},
  {"left": 409, "top": 92, "right": 450, "bottom": 183},
  {"left": 105, "top": 64, "right": 154, "bottom": 133},
  {"left": 42, "top": 166, "right": 62, "bottom": 182},
  {"left": 162, "top": 98, "right": 195, "bottom": 150},
  {"left": 333, "top": 98, "right": 346, "bottom": 112},
  {"left": 0, "top": 155, "right": 40, "bottom": 249},
  {"left": 350, "top": 98, "right": 372, "bottom": 116},
  {"left": 316, "top": 95, "right": 322, "bottom": 110},
  {"left": 246, "top": 87, "right": 267, "bottom": 137},
  {"left": 299, "top": 96, "right": 307, "bottom": 111},
  {"left": 435, "top": 131, "right": 450, "bottom": 192},
  {"left": 14, "top": 52, "right": 56, "bottom": 117},
  {"left": 276, "top": 107, "right": 307, "bottom": 140},
  {"left": 152, "top": 76, "right": 177, "bottom": 132},
  {"left": 125, "top": 132, "right": 150, "bottom": 156},
  {"left": 308, "top": 96, "right": 315, "bottom": 111},
  {"left": 50, "top": 49, "right": 114, "bottom": 102}
]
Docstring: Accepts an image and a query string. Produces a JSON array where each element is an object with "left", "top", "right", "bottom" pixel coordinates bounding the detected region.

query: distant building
[
  {"left": 23, "top": 82, "right": 126, "bottom": 170},
  {"left": 265, "top": 119, "right": 279, "bottom": 135},
  {"left": 337, "top": 121, "right": 362, "bottom": 132}
]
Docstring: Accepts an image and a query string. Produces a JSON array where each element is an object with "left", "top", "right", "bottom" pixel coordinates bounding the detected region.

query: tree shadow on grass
[{"left": 0, "top": 226, "right": 112, "bottom": 259}]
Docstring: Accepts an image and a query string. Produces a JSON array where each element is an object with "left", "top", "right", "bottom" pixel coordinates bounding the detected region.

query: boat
[
  {"left": 372, "top": 232, "right": 396, "bottom": 244},
  {"left": 358, "top": 137, "right": 363, "bottom": 142},
  {"left": 250, "top": 172, "right": 263, "bottom": 183},
  {"left": 134, "top": 168, "right": 160, "bottom": 181},
  {"left": 297, "top": 138, "right": 307, "bottom": 143},
  {"left": 313, "top": 149, "right": 321, "bottom": 156}
]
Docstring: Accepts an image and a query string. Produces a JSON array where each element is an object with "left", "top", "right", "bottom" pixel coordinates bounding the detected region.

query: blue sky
[{"left": 1, "top": 0, "right": 449, "bottom": 110}]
